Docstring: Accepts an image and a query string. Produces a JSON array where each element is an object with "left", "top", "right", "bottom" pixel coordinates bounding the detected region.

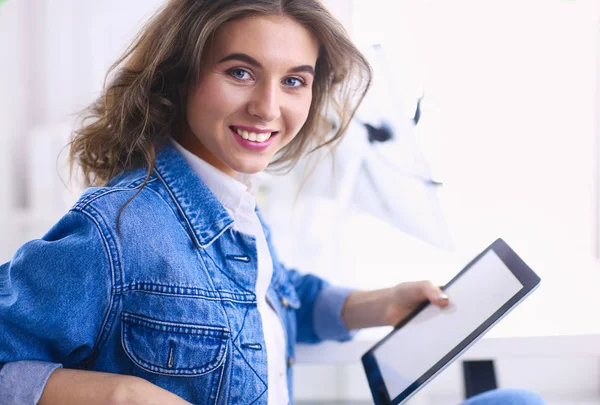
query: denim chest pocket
[{"left": 121, "top": 312, "right": 229, "bottom": 376}]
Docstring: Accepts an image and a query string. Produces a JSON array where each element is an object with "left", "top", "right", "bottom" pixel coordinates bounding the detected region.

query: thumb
[{"left": 420, "top": 280, "right": 449, "bottom": 308}]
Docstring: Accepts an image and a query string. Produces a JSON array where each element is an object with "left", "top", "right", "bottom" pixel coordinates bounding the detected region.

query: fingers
[{"left": 419, "top": 280, "right": 450, "bottom": 308}]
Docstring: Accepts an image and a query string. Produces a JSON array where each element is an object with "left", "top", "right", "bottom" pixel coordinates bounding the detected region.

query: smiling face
[{"left": 179, "top": 14, "right": 319, "bottom": 176}]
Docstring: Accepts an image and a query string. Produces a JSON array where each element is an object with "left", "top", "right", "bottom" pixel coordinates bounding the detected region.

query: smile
[{"left": 230, "top": 126, "right": 278, "bottom": 143}]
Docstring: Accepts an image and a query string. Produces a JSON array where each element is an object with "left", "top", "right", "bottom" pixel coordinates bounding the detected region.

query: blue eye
[
  {"left": 283, "top": 77, "right": 305, "bottom": 88},
  {"left": 229, "top": 68, "right": 251, "bottom": 80}
]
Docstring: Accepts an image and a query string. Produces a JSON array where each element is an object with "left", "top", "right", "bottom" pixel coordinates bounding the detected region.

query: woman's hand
[
  {"left": 384, "top": 280, "right": 449, "bottom": 326},
  {"left": 39, "top": 368, "right": 194, "bottom": 405},
  {"left": 341, "top": 280, "right": 449, "bottom": 330}
]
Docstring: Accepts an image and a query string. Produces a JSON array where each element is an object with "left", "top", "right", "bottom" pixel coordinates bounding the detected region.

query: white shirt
[{"left": 171, "top": 140, "right": 289, "bottom": 405}]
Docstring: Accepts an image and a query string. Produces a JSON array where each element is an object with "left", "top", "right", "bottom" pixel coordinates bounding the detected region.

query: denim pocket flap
[{"left": 121, "top": 312, "right": 230, "bottom": 376}]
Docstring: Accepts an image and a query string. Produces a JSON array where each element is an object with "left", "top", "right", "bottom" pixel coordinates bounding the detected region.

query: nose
[{"left": 247, "top": 80, "right": 281, "bottom": 122}]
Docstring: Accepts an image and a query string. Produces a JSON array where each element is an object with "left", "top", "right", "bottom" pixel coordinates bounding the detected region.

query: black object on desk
[{"left": 463, "top": 360, "right": 498, "bottom": 398}]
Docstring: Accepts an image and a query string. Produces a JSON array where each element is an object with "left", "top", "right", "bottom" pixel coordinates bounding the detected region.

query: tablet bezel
[{"left": 362, "top": 238, "right": 541, "bottom": 405}]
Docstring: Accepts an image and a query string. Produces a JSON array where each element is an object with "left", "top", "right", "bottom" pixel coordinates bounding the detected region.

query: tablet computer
[{"left": 362, "top": 238, "right": 541, "bottom": 405}]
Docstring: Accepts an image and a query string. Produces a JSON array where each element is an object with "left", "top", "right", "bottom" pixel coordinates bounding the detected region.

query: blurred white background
[
  {"left": 349, "top": 0, "right": 599, "bottom": 260},
  {"left": 1, "top": 0, "right": 599, "bottom": 403}
]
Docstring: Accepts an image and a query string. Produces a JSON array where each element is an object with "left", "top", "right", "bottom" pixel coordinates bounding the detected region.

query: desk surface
[{"left": 297, "top": 254, "right": 600, "bottom": 363}]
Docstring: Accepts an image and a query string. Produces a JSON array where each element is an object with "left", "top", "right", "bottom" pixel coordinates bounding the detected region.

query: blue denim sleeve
[
  {"left": 313, "top": 285, "right": 357, "bottom": 341},
  {"left": 0, "top": 209, "right": 112, "bottom": 404},
  {"left": 286, "top": 269, "right": 357, "bottom": 344},
  {"left": 0, "top": 361, "right": 62, "bottom": 405}
]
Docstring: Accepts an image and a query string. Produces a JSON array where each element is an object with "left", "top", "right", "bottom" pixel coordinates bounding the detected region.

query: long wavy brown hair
[{"left": 70, "top": 0, "right": 371, "bottom": 188}]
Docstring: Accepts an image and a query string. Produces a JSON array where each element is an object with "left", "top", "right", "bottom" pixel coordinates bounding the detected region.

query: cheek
[
  {"left": 188, "top": 80, "right": 244, "bottom": 120},
  {"left": 287, "top": 94, "right": 313, "bottom": 132}
]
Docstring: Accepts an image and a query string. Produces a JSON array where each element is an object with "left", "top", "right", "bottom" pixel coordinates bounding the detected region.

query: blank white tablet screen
[{"left": 373, "top": 250, "right": 523, "bottom": 400}]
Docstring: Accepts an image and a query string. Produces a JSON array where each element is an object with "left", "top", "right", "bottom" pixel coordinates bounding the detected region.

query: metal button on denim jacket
[{"left": 0, "top": 143, "right": 354, "bottom": 405}]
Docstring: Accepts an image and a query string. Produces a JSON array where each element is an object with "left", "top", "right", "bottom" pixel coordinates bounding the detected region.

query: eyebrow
[{"left": 217, "top": 53, "right": 315, "bottom": 76}]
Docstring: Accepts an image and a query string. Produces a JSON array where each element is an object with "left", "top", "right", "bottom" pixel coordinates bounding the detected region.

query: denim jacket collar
[{"left": 153, "top": 143, "right": 235, "bottom": 249}]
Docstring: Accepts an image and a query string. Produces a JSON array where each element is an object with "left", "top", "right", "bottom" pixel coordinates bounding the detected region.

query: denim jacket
[{"left": 0, "top": 144, "right": 354, "bottom": 404}]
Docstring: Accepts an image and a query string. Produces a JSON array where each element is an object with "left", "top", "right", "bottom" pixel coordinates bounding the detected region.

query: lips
[{"left": 230, "top": 126, "right": 278, "bottom": 143}]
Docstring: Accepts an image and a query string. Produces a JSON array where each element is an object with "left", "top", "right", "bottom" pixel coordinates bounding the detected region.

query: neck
[{"left": 175, "top": 129, "right": 237, "bottom": 178}]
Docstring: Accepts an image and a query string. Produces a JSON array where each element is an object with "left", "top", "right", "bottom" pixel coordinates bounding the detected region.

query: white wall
[
  {"left": 0, "top": 0, "right": 165, "bottom": 261},
  {"left": 351, "top": 0, "right": 600, "bottom": 267},
  {"left": 0, "top": 0, "right": 29, "bottom": 258},
  {"left": 428, "top": 0, "right": 599, "bottom": 261}
]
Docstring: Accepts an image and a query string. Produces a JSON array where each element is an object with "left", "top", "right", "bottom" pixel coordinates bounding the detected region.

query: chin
[{"left": 229, "top": 159, "right": 270, "bottom": 175}]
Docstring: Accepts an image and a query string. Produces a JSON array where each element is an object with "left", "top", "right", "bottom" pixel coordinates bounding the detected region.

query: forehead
[{"left": 209, "top": 15, "right": 319, "bottom": 67}]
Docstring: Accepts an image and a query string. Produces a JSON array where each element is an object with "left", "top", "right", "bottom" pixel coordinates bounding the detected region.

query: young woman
[{"left": 0, "top": 1, "right": 545, "bottom": 404}]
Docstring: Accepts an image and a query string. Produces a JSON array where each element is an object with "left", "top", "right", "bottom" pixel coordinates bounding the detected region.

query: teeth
[{"left": 233, "top": 127, "right": 273, "bottom": 143}]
